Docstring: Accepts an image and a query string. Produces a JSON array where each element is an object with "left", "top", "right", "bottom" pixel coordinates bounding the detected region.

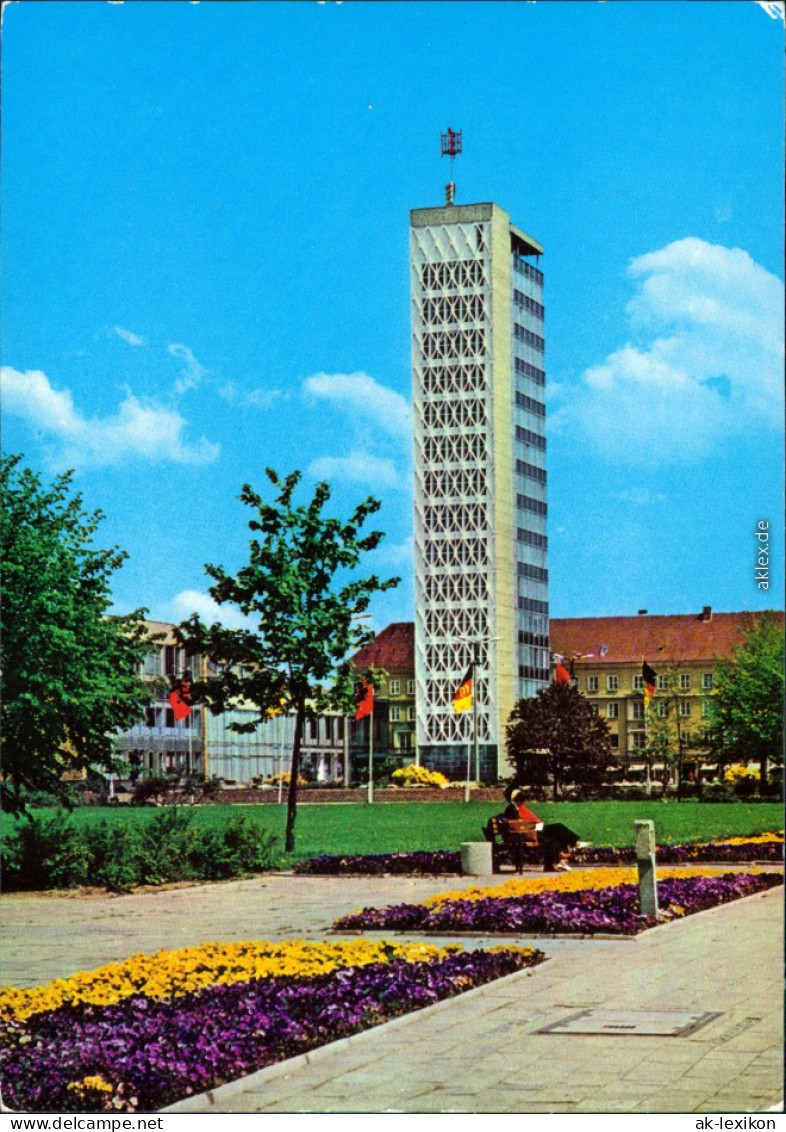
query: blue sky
[{"left": 2, "top": 0, "right": 783, "bottom": 634}]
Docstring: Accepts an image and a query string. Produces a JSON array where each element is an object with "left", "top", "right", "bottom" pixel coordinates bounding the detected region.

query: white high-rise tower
[{"left": 410, "top": 196, "right": 549, "bottom": 779}]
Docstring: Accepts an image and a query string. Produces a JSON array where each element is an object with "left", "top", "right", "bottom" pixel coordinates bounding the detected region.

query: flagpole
[
  {"left": 472, "top": 644, "right": 479, "bottom": 787},
  {"left": 367, "top": 704, "right": 374, "bottom": 805},
  {"left": 464, "top": 712, "right": 471, "bottom": 804}
]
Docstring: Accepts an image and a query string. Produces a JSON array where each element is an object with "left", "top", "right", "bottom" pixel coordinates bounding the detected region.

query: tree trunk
[
  {"left": 285, "top": 706, "right": 305, "bottom": 853},
  {"left": 758, "top": 754, "right": 768, "bottom": 796}
]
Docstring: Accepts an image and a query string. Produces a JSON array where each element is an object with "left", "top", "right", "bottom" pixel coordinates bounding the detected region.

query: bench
[{"left": 485, "top": 816, "right": 540, "bottom": 873}]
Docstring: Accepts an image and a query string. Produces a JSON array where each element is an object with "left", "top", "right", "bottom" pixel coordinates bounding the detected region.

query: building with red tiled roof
[
  {"left": 351, "top": 623, "right": 416, "bottom": 758},
  {"left": 549, "top": 607, "right": 784, "bottom": 767},
  {"left": 351, "top": 622, "right": 415, "bottom": 673},
  {"left": 353, "top": 610, "right": 783, "bottom": 781}
]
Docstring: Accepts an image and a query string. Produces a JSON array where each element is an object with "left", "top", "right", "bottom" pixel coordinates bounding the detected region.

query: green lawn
[{"left": 3, "top": 800, "right": 782, "bottom": 865}]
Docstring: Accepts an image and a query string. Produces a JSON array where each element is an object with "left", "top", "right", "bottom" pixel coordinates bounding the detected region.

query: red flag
[
  {"left": 554, "top": 661, "right": 571, "bottom": 685},
  {"left": 355, "top": 680, "right": 374, "bottom": 721},
  {"left": 169, "top": 677, "right": 192, "bottom": 721}
]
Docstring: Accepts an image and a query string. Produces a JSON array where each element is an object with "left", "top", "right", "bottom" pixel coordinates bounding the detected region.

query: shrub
[
  {"left": 1, "top": 812, "right": 91, "bottom": 891},
  {"left": 134, "top": 807, "right": 199, "bottom": 885},
  {"left": 391, "top": 763, "right": 450, "bottom": 788},
  {"left": 82, "top": 820, "right": 142, "bottom": 893},
  {"left": 1, "top": 807, "right": 279, "bottom": 892},
  {"left": 189, "top": 814, "right": 277, "bottom": 880}
]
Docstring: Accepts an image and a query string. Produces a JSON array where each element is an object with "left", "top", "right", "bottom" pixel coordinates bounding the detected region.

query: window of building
[
  {"left": 632, "top": 675, "right": 643, "bottom": 691},
  {"left": 630, "top": 731, "right": 647, "bottom": 749},
  {"left": 701, "top": 700, "right": 712, "bottom": 718},
  {"left": 309, "top": 718, "right": 318, "bottom": 740},
  {"left": 657, "top": 702, "right": 669, "bottom": 718},
  {"left": 679, "top": 701, "right": 691, "bottom": 718},
  {"left": 514, "top": 357, "right": 546, "bottom": 386},
  {"left": 390, "top": 706, "right": 401, "bottom": 722},
  {"left": 610, "top": 734, "right": 619, "bottom": 749},
  {"left": 515, "top": 426, "right": 547, "bottom": 452},
  {"left": 656, "top": 675, "right": 668, "bottom": 691},
  {"left": 587, "top": 675, "right": 598, "bottom": 693},
  {"left": 336, "top": 717, "right": 344, "bottom": 740},
  {"left": 631, "top": 702, "right": 645, "bottom": 720},
  {"left": 606, "top": 675, "right": 619, "bottom": 692},
  {"left": 680, "top": 674, "right": 691, "bottom": 690},
  {"left": 408, "top": 706, "right": 416, "bottom": 721},
  {"left": 515, "top": 391, "right": 546, "bottom": 417},
  {"left": 607, "top": 702, "right": 619, "bottom": 719},
  {"left": 702, "top": 673, "right": 713, "bottom": 690},
  {"left": 399, "top": 733, "right": 413, "bottom": 751},
  {"left": 389, "top": 679, "right": 401, "bottom": 695},
  {"left": 407, "top": 679, "right": 415, "bottom": 695}
]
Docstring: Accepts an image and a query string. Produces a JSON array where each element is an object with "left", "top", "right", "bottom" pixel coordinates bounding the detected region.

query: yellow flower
[
  {"left": 720, "top": 831, "right": 783, "bottom": 846},
  {"left": 0, "top": 939, "right": 457, "bottom": 1023},
  {"left": 67, "top": 1075, "right": 115, "bottom": 1097},
  {"left": 423, "top": 866, "right": 768, "bottom": 908}
]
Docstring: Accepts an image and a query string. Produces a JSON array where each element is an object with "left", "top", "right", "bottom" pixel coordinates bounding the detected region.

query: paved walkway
[{"left": 1, "top": 870, "right": 783, "bottom": 1114}]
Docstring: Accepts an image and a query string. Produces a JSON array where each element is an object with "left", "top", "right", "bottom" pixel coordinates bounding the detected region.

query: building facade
[
  {"left": 114, "top": 621, "right": 346, "bottom": 786},
  {"left": 410, "top": 200, "right": 549, "bottom": 779},
  {"left": 549, "top": 608, "right": 783, "bottom": 779},
  {"left": 113, "top": 621, "right": 204, "bottom": 780},
  {"left": 350, "top": 622, "right": 417, "bottom": 767}
]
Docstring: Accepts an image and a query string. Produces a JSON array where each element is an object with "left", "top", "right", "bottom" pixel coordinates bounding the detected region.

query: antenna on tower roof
[{"left": 440, "top": 127, "right": 462, "bottom": 206}]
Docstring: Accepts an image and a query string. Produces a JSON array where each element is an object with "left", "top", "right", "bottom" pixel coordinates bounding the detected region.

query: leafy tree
[
  {"left": 707, "top": 613, "right": 784, "bottom": 794},
  {"left": 1, "top": 455, "right": 151, "bottom": 815},
  {"left": 175, "top": 469, "right": 399, "bottom": 851},
  {"left": 506, "top": 682, "right": 614, "bottom": 800},
  {"left": 642, "top": 662, "right": 691, "bottom": 798}
]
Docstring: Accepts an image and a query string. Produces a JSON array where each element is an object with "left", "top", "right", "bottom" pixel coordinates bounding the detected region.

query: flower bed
[
  {"left": 334, "top": 871, "right": 783, "bottom": 936},
  {"left": 0, "top": 940, "right": 544, "bottom": 1113},
  {"left": 293, "top": 834, "right": 784, "bottom": 876},
  {"left": 422, "top": 866, "right": 719, "bottom": 907},
  {"left": 294, "top": 850, "right": 463, "bottom": 876}
]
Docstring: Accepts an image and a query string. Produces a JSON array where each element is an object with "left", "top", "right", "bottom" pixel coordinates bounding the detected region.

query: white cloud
[
  {"left": 219, "top": 382, "right": 288, "bottom": 410},
  {"left": 369, "top": 535, "right": 414, "bottom": 569},
  {"left": 302, "top": 371, "right": 412, "bottom": 439},
  {"left": 168, "top": 343, "right": 208, "bottom": 394},
  {"left": 754, "top": 1, "right": 784, "bottom": 21},
  {"left": 114, "top": 326, "right": 146, "bottom": 346},
  {"left": 569, "top": 238, "right": 784, "bottom": 464},
  {"left": 165, "top": 589, "right": 257, "bottom": 632},
  {"left": 0, "top": 366, "right": 220, "bottom": 467},
  {"left": 307, "top": 451, "right": 404, "bottom": 488}
]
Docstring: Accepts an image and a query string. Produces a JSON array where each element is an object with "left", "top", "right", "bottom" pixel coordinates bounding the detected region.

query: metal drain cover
[{"left": 538, "top": 1009, "right": 723, "bottom": 1037}]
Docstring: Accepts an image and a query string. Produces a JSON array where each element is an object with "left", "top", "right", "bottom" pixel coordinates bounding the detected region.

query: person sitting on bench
[{"left": 504, "top": 787, "right": 590, "bottom": 873}]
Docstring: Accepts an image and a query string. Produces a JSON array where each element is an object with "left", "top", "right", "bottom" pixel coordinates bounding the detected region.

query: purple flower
[
  {"left": 0, "top": 949, "right": 544, "bottom": 1114},
  {"left": 333, "top": 872, "right": 783, "bottom": 937}
]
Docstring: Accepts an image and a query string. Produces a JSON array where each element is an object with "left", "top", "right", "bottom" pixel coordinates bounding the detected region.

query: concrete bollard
[
  {"left": 461, "top": 840, "right": 494, "bottom": 876},
  {"left": 634, "top": 819, "right": 659, "bottom": 918}
]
